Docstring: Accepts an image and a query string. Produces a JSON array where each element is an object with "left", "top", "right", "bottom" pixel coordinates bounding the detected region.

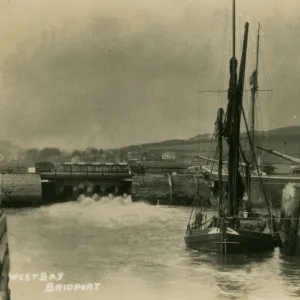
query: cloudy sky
[{"left": 0, "top": 0, "right": 299, "bottom": 150}]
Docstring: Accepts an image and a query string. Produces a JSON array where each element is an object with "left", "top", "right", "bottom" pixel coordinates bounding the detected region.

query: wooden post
[
  {"left": 280, "top": 183, "right": 300, "bottom": 256},
  {"left": 167, "top": 173, "right": 174, "bottom": 205},
  {"left": 195, "top": 176, "right": 199, "bottom": 199},
  {"left": 0, "top": 211, "right": 10, "bottom": 300}
]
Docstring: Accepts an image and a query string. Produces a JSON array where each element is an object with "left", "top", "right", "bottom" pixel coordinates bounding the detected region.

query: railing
[
  {"left": 130, "top": 165, "right": 190, "bottom": 175},
  {"left": 2, "top": 165, "right": 191, "bottom": 176},
  {"left": 40, "top": 167, "right": 132, "bottom": 177},
  {"left": 0, "top": 168, "right": 28, "bottom": 174}
]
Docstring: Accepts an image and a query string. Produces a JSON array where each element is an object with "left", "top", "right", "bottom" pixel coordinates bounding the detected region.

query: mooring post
[
  {"left": 280, "top": 183, "right": 300, "bottom": 256},
  {"left": 0, "top": 211, "right": 10, "bottom": 300},
  {"left": 168, "top": 173, "right": 174, "bottom": 205}
]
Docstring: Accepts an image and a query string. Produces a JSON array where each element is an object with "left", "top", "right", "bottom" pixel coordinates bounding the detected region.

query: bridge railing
[{"left": 43, "top": 167, "right": 132, "bottom": 177}]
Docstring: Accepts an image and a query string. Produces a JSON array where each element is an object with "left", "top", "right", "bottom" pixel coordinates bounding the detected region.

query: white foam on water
[{"left": 35, "top": 195, "right": 180, "bottom": 228}]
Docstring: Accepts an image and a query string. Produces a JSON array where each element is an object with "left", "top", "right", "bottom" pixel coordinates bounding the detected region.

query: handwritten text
[
  {"left": 9, "top": 273, "right": 64, "bottom": 282},
  {"left": 44, "top": 283, "right": 102, "bottom": 292}
]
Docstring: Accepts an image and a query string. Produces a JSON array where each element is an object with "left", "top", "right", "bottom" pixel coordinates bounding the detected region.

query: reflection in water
[
  {"left": 185, "top": 249, "right": 277, "bottom": 299},
  {"left": 278, "top": 255, "right": 300, "bottom": 298},
  {"left": 4, "top": 196, "right": 300, "bottom": 300}
]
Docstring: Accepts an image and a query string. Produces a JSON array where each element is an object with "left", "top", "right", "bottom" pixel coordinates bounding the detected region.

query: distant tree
[
  {"left": 48, "top": 155, "right": 66, "bottom": 163},
  {"left": 25, "top": 148, "right": 40, "bottom": 163},
  {"left": 39, "top": 148, "right": 62, "bottom": 160},
  {"left": 76, "top": 147, "right": 104, "bottom": 161},
  {"left": 84, "top": 147, "right": 98, "bottom": 161},
  {"left": 60, "top": 150, "right": 69, "bottom": 157},
  {"left": 98, "top": 149, "right": 106, "bottom": 159},
  {"left": 71, "top": 150, "right": 81, "bottom": 157}
]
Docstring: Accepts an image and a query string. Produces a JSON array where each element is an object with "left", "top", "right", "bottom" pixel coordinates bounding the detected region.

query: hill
[
  {"left": 0, "top": 125, "right": 298, "bottom": 165},
  {"left": 119, "top": 126, "right": 300, "bottom": 163}
]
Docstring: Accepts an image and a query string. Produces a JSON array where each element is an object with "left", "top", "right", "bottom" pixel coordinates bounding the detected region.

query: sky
[{"left": 0, "top": 0, "right": 299, "bottom": 150}]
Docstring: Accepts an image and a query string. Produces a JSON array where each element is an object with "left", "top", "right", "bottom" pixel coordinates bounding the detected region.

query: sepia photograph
[{"left": 0, "top": 0, "right": 299, "bottom": 299}]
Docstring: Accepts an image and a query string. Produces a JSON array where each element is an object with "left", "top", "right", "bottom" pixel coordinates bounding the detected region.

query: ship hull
[{"left": 184, "top": 227, "right": 275, "bottom": 253}]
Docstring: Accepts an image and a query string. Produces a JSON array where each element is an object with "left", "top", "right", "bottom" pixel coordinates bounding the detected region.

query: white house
[{"left": 162, "top": 151, "right": 176, "bottom": 160}]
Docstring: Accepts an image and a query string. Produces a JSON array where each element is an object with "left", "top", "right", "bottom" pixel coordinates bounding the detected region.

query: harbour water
[{"left": 6, "top": 197, "right": 300, "bottom": 300}]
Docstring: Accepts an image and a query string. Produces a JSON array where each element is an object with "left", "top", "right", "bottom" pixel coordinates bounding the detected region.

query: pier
[{"left": 0, "top": 161, "right": 207, "bottom": 206}]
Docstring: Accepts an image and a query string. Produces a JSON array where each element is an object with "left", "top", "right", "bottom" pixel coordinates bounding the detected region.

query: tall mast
[
  {"left": 228, "top": 0, "right": 238, "bottom": 216},
  {"left": 250, "top": 23, "right": 260, "bottom": 164},
  {"left": 255, "top": 23, "right": 260, "bottom": 74},
  {"left": 235, "top": 22, "right": 249, "bottom": 215},
  {"left": 223, "top": 0, "right": 249, "bottom": 217},
  {"left": 217, "top": 108, "right": 224, "bottom": 216},
  {"left": 232, "top": 0, "right": 236, "bottom": 61},
  {"left": 232, "top": 0, "right": 237, "bottom": 215}
]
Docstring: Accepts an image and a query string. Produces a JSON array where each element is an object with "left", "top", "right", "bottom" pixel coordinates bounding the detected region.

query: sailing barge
[
  {"left": 184, "top": 1, "right": 279, "bottom": 254},
  {"left": 195, "top": 22, "right": 295, "bottom": 210}
]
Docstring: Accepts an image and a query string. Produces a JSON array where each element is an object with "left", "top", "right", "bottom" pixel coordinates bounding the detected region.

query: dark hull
[{"left": 184, "top": 227, "right": 275, "bottom": 254}]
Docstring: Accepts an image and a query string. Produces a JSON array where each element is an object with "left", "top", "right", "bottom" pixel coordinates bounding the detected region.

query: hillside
[
  {"left": 122, "top": 126, "right": 298, "bottom": 149},
  {"left": 120, "top": 126, "right": 300, "bottom": 163},
  {"left": 0, "top": 125, "right": 298, "bottom": 164}
]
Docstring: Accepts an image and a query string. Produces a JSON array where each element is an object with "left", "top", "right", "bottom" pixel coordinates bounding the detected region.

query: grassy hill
[
  {"left": 0, "top": 125, "right": 298, "bottom": 166},
  {"left": 120, "top": 126, "right": 300, "bottom": 164}
]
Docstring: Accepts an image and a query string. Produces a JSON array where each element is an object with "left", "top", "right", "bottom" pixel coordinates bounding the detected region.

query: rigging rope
[
  {"left": 218, "top": 8, "right": 229, "bottom": 106},
  {"left": 196, "top": 7, "right": 228, "bottom": 166},
  {"left": 241, "top": 105, "right": 274, "bottom": 232}
]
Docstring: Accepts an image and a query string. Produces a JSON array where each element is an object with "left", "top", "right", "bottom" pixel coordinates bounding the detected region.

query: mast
[
  {"left": 226, "top": 0, "right": 238, "bottom": 216},
  {"left": 250, "top": 23, "right": 260, "bottom": 164},
  {"left": 231, "top": 0, "right": 238, "bottom": 216},
  {"left": 232, "top": 0, "right": 236, "bottom": 60},
  {"left": 234, "top": 23, "right": 249, "bottom": 215},
  {"left": 224, "top": 0, "right": 249, "bottom": 217},
  {"left": 217, "top": 108, "right": 224, "bottom": 216}
]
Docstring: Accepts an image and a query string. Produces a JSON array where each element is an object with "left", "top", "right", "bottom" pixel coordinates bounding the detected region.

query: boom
[{"left": 257, "top": 146, "right": 300, "bottom": 164}]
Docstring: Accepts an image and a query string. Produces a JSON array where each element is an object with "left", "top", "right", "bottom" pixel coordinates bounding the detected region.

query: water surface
[{"left": 6, "top": 197, "right": 300, "bottom": 300}]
